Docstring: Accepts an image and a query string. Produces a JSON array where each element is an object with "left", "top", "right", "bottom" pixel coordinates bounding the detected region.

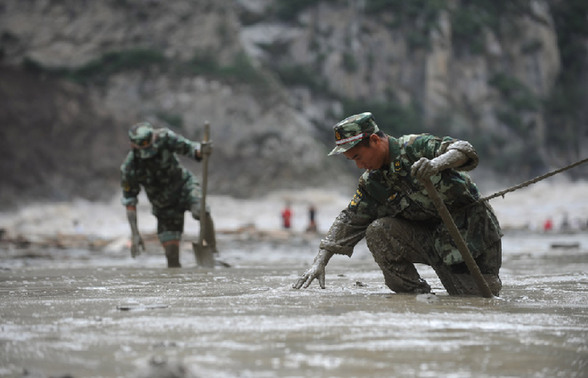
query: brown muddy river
[{"left": 1, "top": 231, "right": 587, "bottom": 377}]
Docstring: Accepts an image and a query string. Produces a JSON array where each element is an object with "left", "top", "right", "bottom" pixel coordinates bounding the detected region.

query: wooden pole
[
  {"left": 194, "top": 121, "right": 215, "bottom": 268},
  {"left": 421, "top": 177, "right": 493, "bottom": 298}
]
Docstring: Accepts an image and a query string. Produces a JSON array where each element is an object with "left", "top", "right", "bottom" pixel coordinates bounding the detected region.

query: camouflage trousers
[
  {"left": 365, "top": 217, "right": 502, "bottom": 296},
  {"left": 151, "top": 176, "right": 210, "bottom": 244}
]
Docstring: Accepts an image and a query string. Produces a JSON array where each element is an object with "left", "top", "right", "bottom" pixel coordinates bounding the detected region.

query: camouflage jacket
[
  {"left": 320, "top": 134, "right": 502, "bottom": 265},
  {"left": 120, "top": 128, "right": 201, "bottom": 210}
]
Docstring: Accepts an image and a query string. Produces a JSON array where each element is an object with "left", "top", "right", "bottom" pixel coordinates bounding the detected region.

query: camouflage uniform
[
  {"left": 320, "top": 119, "right": 502, "bottom": 295},
  {"left": 121, "top": 127, "right": 205, "bottom": 243}
]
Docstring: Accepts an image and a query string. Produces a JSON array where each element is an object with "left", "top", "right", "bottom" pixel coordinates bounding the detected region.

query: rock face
[
  {"left": 0, "top": 0, "right": 584, "bottom": 206},
  {"left": 0, "top": 0, "right": 350, "bottom": 204},
  {"left": 241, "top": 1, "right": 564, "bottom": 172}
]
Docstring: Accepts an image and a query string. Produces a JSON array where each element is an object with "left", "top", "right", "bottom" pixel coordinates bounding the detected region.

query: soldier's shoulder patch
[
  {"left": 394, "top": 160, "right": 402, "bottom": 172},
  {"left": 348, "top": 189, "right": 363, "bottom": 210}
]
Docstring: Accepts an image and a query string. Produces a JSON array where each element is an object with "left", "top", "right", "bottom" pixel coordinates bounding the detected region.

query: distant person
[
  {"left": 282, "top": 203, "right": 292, "bottom": 229},
  {"left": 120, "top": 121, "right": 218, "bottom": 267},
  {"left": 560, "top": 213, "right": 570, "bottom": 232},
  {"left": 294, "top": 112, "right": 503, "bottom": 296},
  {"left": 306, "top": 204, "right": 317, "bottom": 232},
  {"left": 543, "top": 218, "right": 553, "bottom": 232},
  {"left": 73, "top": 219, "right": 84, "bottom": 234}
]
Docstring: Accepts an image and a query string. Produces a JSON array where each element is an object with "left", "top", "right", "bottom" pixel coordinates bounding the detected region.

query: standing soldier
[
  {"left": 294, "top": 112, "right": 502, "bottom": 296},
  {"left": 120, "top": 121, "right": 218, "bottom": 267}
]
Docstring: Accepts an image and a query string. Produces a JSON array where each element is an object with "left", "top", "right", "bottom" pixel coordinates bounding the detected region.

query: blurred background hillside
[{"left": 1, "top": 0, "right": 586, "bottom": 209}]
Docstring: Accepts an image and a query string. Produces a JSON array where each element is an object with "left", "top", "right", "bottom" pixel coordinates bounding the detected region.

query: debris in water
[
  {"left": 416, "top": 293, "right": 439, "bottom": 304},
  {"left": 133, "top": 356, "right": 197, "bottom": 378},
  {"left": 116, "top": 303, "right": 169, "bottom": 311},
  {"left": 550, "top": 242, "right": 580, "bottom": 249}
]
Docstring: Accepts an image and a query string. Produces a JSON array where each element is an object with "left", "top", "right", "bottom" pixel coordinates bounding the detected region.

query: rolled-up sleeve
[{"left": 440, "top": 138, "right": 479, "bottom": 171}]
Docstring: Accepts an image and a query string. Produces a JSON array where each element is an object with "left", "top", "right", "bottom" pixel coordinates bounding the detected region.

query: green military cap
[
  {"left": 129, "top": 121, "right": 157, "bottom": 159},
  {"left": 328, "top": 112, "right": 379, "bottom": 156}
]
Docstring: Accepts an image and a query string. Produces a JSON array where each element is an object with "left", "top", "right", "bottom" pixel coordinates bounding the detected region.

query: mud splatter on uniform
[{"left": 320, "top": 134, "right": 503, "bottom": 295}]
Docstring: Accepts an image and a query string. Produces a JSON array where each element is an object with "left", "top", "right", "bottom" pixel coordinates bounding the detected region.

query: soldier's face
[
  {"left": 343, "top": 134, "right": 388, "bottom": 170},
  {"left": 130, "top": 136, "right": 157, "bottom": 159}
]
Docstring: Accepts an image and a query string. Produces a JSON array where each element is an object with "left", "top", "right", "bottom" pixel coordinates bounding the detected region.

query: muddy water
[{"left": 1, "top": 231, "right": 587, "bottom": 378}]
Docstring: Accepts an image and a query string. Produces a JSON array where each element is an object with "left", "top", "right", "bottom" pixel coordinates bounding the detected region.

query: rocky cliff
[{"left": 1, "top": 0, "right": 586, "bottom": 207}]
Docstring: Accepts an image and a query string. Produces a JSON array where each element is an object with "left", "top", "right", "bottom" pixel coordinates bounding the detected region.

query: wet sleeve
[
  {"left": 444, "top": 139, "right": 478, "bottom": 171},
  {"left": 120, "top": 154, "right": 140, "bottom": 206},
  {"left": 319, "top": 208, "right": 373, "bottom": 257},
  {"left": 319, "top": 178, "right": 379, "bottom": 257},
  {"left": 408, "top": 134, "right": 479, "bottom": 171}
]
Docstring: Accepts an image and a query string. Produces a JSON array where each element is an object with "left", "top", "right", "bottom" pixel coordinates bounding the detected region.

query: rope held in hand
[{"left": 482, "top": 157, "right": 588, "bottom": 202}]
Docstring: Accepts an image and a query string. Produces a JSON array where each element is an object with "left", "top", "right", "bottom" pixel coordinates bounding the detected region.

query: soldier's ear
[{"left": 369, "top": 133, "right": 380, "bottom": 144}]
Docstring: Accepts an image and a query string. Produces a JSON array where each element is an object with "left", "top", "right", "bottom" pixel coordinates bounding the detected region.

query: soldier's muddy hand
[
  {"left": 130, "top": 233, "right": 145, "bottom": 258},
  {"left": 194, "top": 142, "right": 212, "bottom": 160},
  {"left": 293, "top": 264, "right": 326, "bottom": 289},
  {"left": 411, "top": 150, "right": 469, "bottom": 181},
  {"left": 410, "top": 157, "right": 440, "bottom": 181},
  {"left": 200, "top": 141, "right": 213, "bottom": 157},
  {"left": 293, "top": 249, "right": 333, "bottom": 289}
]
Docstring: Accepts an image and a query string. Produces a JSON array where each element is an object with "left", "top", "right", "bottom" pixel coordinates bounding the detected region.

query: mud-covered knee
[
  {"left": 366, "top": 218, "right": 406, "bottom": 261},
  {"left": 365, "top": 218, "right": 388, "bottom": 245},
  {"left": 366, "top": 220, "right": 390, "bottom": 257},
  {"left": 366, "top": 218, "right": 400, "bottom": 247}
]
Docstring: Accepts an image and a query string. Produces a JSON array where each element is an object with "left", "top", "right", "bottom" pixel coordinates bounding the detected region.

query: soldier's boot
[
  {"left": 451, "top": 272, "right": 501, "bottom": 296},
  {"left": 433, "top": 262, "right": 502, "bottom": 296},
  {"left": 376, "top": 257, "right": 432, "bottom": 294},
  {"left": 163, "top": 241, "right": 181, "bottom": 268},
  {"left": 443, "top": 272, "right": 502, "bottom": 296}
]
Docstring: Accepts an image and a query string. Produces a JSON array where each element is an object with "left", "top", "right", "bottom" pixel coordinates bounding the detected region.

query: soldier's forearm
[
  {"left": 319, "top": 209, "right": 371, "bottom": 256},
  {"left": 433, "top": 149, "right": 469, "bottom": 171},
  {"left": 314, "top": 249, "right": 334, "bottom": 266},
  {"left": 126, "top": 206, "right": 140, "bottom": 235}
]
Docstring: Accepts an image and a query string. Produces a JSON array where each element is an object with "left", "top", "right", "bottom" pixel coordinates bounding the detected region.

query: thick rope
[{"left": 482, "top": 156, "right": 588, "bottom": 202}]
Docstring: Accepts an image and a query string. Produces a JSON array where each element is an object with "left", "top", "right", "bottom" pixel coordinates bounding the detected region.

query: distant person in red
[
  {"left": 282, "top": 204, "right": 292, "bottom": 229},
  {"left": 543, "top": 218, "right": 553, "bottom": 232}
]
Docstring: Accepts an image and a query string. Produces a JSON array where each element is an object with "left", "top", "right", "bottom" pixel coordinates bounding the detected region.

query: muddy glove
[
  {"left": 411, "top": 150, "right": 469, "bottom": 181},
  {"left": 293, "top": 249, "right": 334, "bottom": 289},
  {"left": 195, "top": 142, "right": 212, "bottom": 160},
  {"left": 411, "top": 157, "right": 440, "bottom": 181},
  {"left": 126, "top": 206, "right": 145, "bottom": 258}
]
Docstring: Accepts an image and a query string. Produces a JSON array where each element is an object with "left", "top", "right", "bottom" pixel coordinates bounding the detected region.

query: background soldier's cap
[
  {"left": 328, "top": 112, "right": 379, "bottom": 156},
  {"left": 129, "top": 122, "right": 153, "bottom": 144}
]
